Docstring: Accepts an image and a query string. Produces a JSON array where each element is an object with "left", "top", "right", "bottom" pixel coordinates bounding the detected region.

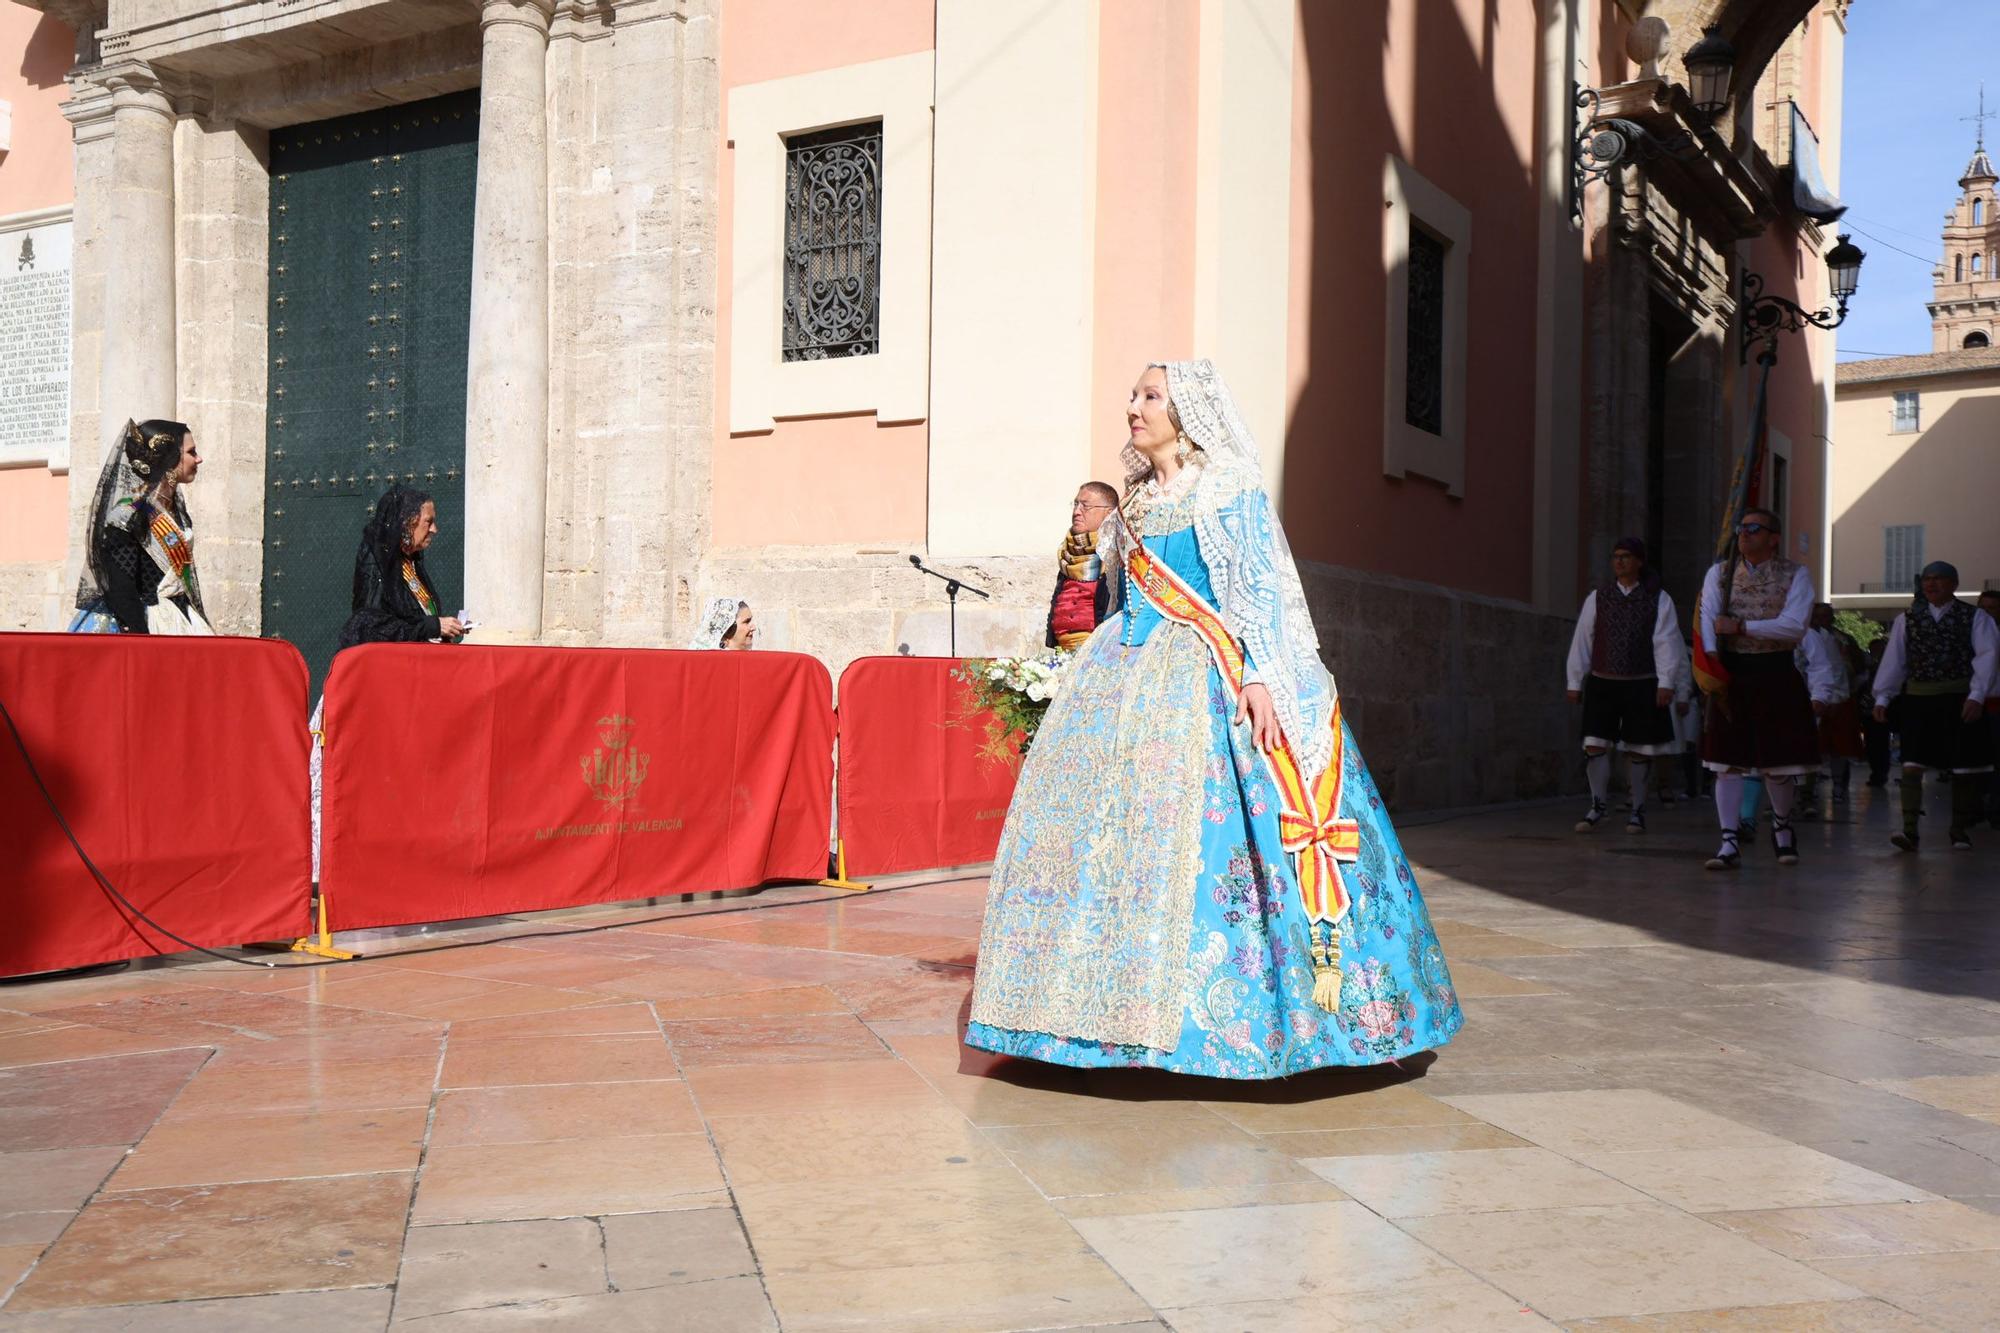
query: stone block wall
[
  {"left": 691, "top": 545, "right": 1582, "bottom": 811},
  {"left": 58, "top": 86, "right": 114, "bottom": 619},
  {"left": 1300, "top": 559, "right": 1581, "bottom": 810},
  {"left": 173, "top": 115, "right": 268, "bottom": 635},
  {"left": 0, "top": 563, "right": 63, "bottom": 631},
  {"left": 693, "top": 549, "right": 1052, "bottom": 679},
  {"left": 541, "top": 0, "right": 718, "bottom": 649}
]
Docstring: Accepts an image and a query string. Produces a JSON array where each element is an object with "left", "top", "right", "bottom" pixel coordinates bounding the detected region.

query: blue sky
[{"left": 1833, "top": 1, "right": 1993, "bottom": 359}]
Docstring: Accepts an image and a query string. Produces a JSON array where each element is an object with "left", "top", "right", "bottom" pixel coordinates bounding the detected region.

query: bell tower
[{"left": 1931, "top": 96, "right": 2000, "bottom": 351}]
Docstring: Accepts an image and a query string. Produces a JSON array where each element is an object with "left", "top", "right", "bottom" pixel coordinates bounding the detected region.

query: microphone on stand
[{"left": 905, "top": 553, "right": 990, "bottom": 656}]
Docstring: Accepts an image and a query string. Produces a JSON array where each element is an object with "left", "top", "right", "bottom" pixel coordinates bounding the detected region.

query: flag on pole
[{"left": 1692, "top": 351, "right": 1776, "bottom": 698}]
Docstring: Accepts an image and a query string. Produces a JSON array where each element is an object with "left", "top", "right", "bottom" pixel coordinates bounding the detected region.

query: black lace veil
[
  {"left": 75, "top": 419, "right": 192, "bottom": 611},
  {"left": 353, "top": 484, "right": 436, "bottom": 612}
]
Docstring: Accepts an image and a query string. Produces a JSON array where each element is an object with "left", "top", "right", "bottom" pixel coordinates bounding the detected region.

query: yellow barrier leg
[
  {"left": 818, "top": 840, "right": 872, "bottom": 894},
  {"left": 290, "top": 891, "right": 357, "bottom": 960}
]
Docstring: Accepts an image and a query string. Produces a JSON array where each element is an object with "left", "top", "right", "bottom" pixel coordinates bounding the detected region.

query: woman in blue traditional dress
[{"left": 966, "top": 361, "right": 1462, "bottom": 1079}]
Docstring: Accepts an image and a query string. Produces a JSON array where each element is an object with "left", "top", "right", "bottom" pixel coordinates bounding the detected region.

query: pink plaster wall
[
  {"left": 0, "top": 1, "right": 72, "bottom": 214},
  {"left": 0, "top": 468, "right": 68, "bottom": 561},
  {"left": 1283, "top": 0, "right": 1543, "bottom": 599},
  {"left": 1748, "top": 10, "right": 1839, "bottom": 576},
  {"left": 722, "top": 0, "right": 934, "bottom": 88},
  {"left": 1753, "top": 223, "right": 1827, "bottom": 535},
  {"left": 711, "top": 0, "right": 934, "bottom": 551},
  {"left": 1087, "top": 0, "right": 1199, "bottom": 496},
  {"left": 711, "top": 412, "right": 928, "bottom": 549},
  {"left": 1, "top": 2, "right": 76, "bottom": 566}
]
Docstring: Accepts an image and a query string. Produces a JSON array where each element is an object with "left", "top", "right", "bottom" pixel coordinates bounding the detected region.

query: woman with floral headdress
[
  {"left": 70, "top": 419, "right": 211, "bottom": 635},
  {"left": 966, "top": 361, "right": 1462, "bottom": 1078},
  {"left": 689, "top": 597, "right": 757, "bottom": 651}
]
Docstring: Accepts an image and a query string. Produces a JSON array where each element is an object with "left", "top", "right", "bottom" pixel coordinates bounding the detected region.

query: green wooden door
[{"left": 263, "top": 90, "right": 479, "bottom": 689}]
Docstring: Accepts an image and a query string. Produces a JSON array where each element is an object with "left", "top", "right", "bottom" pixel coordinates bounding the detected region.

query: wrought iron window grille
[
  {"left": 783, "top": 120, "right": 884, "bottom": 362},
  {"left": 1405, "top": 221, "right": 1447, "bottom": 437}
]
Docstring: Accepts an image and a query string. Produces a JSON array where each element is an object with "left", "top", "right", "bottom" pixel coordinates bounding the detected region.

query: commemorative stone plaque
[{"left": 0, "top": 215, "right": 73, "bottom": 466}]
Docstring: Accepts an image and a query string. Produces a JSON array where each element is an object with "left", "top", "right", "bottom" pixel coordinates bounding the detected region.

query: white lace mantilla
[{"left": 1111, "top": 360, "right": 1338, "bottom": 781}]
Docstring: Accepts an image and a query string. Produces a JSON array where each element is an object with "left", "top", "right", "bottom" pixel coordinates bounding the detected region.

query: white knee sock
[
  {"left": 1714, "top": 774, "right": 1744, "bottom": 832},
  {"left": 1628, "top": 757, "right": 1652, "bottom": 812},
  {"left": 1586, "top": 752, "right": 1611, "bottom": 804},
  {"left": 1766, "top": 775, "right": 1798, "bottom": 822}
]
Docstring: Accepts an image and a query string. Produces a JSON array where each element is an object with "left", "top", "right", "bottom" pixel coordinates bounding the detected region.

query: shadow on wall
[
  {"left": 19, "top": 13, "right": 72, "bottom": 89},
  {"left": 1287, "top": 1, "right": 1572, "bottom": 811},
  {"left": 1832, "top": 395, "right": 2000, "bottom": 596}
]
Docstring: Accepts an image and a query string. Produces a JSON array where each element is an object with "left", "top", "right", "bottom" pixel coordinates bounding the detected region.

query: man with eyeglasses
[
  {"left": 1871, "top": 561, "right": 1997, "bottom": 851},
  {"left": 1564, "top": 536, "right": 1689, "bottom": 834},
  {"left": 1698, "top": 508, "right": 1837, "bottom": 869},
  {"left": 1046, "top": 481, "right": 1121, "bottom": 651}
]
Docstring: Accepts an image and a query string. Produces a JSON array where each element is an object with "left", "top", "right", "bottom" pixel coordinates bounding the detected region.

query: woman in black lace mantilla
[
  {"left": 336, "top": 484, "right": 465, "bottom": 650},
  {"left": 70, "top": 419, "right": 210, "bottom": 635}
]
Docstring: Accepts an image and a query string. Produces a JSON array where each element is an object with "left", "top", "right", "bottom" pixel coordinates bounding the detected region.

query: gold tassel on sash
[{"left": 1309, "top": 923, "right": 1343, "bottom": 1010}]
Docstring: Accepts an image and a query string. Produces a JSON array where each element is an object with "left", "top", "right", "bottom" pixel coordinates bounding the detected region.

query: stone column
[
  {"left": 97, "top": 61, "right": 178, "bottom": 436},
  {"left": 463, "top": 0, "right": 554, "bottom": 641}
]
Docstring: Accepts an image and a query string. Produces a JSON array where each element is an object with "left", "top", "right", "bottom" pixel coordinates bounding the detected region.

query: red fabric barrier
[
  {"left": 320, "top": 645, "right": 834, "bottom": 929},
  {"left": 836, "top": 656, "right": 1019, "bottom": 877},
  {"left": 0, "top": 634, "right": 311, "bottom": 977}
]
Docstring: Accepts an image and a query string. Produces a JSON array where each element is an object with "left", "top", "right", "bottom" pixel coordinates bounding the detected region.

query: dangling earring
[{"left": 1174, "top": 433, "right": 1194, "bottom": 466}]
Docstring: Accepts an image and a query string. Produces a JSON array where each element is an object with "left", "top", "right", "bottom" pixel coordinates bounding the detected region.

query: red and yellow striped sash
[
  {"left": 1125, "top": 542, "right": 1357, "bottom": 925},
  {"left": 148, "top": 511, "right": 194, "bottom": 581},
  {"left": 401, "top": 559, "right": 436, "bottom": 614}
]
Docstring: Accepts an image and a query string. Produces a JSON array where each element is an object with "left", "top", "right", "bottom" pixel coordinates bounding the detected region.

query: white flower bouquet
[{"left": 952, "top": 653, "right": 1073, "bottom": 768}]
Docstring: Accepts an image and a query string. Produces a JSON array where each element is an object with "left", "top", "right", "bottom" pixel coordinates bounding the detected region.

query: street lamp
[
  {"left": 1571, "top": 24, "right": 1735, "bottom": 222},
  {"left": 1683, "top": 26, "right": 1736, "bottom": 120},
  {"left": 1739, "top": 233, "right": 1867, "bottom": 359},
  {"left": 1825, "top": 233, "right": 1865, "bottom": 303}
]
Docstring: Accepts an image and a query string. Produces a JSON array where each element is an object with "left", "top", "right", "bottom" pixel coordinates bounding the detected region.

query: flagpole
[
  {"left": 1692, "top": 340, "right": 1778, "bottom": 705},
  {"left": 1717, "top": 341, "right": 1779, "bottom": 622}
]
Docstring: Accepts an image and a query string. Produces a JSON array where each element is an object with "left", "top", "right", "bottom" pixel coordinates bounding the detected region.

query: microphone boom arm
[
  {"left": 908, "top": 553, "right": 992, "bottom": 599},
  {"left": 907, "top": 554, "right": 991, "bottom": 655}
]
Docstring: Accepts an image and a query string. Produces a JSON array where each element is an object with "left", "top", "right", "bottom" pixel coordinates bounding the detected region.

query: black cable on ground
[
  {"left": 1, "top": 692, "right": 286, "bottom": 970},
  {"left": 0, "top": 691, "right": 972, "bottom": 976}
]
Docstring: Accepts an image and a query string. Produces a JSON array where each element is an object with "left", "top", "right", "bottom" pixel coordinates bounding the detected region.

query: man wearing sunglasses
[
  {"left": 1697, "top": 508, "right": 1836, "bottom": 869},
  {"left": 1871, "top": 561, "right": 1996, "bottom": 851}
]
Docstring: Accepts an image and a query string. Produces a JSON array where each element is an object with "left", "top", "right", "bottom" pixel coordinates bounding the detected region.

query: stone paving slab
[{"left": 0, "top": 793, "right": 1996, "bottom": 1329}]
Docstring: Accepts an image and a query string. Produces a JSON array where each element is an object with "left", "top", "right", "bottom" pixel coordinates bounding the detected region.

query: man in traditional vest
[
  {"left": 1045, "top": 481, "right": 1119, "bottom": 651},
  {"left": 1565, "top": 536, "right": 1687, "bottom": 834},
  {"left": 1871, "top": 561, "right": 1998, "bottom": 851},
  {"left": 1698, "top": 507, "right": 1835, "bottom": 869}
]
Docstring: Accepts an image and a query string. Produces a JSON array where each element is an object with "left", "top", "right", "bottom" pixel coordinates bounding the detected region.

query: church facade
[{"left": 0, "top": 0, "right": 1851, "bottom": 809}]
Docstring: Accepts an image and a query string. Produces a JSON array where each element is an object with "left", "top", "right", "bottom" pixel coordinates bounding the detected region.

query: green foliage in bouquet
[{"left": 951, "top": 655, "right": 1071, "bottom": 770}]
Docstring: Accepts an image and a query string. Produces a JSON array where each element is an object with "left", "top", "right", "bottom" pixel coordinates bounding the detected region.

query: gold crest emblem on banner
[{"left": 581, "top": 715, "right": 651, "bottom": 806}]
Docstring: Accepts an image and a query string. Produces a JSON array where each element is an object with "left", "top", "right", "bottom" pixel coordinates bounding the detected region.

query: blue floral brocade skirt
[{"left": 965, "top": 618, "right": 1463, "bottom": 1079}]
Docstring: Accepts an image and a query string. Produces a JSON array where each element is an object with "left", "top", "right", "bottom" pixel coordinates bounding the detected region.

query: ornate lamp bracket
[
  {"left": 1738, "top": 270, "right": 1850, "bottom": 363},
  {"left": 1572, "top": 86, "right": 1691, "bottom": 224}
]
